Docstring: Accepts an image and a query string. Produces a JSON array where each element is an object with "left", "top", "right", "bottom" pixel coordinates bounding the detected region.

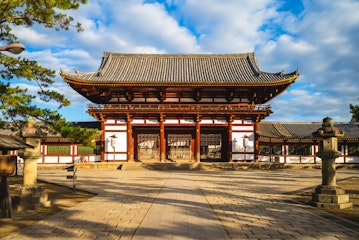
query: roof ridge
[{"left": 102, "top": 52, "right": 255, "bottom": 58}]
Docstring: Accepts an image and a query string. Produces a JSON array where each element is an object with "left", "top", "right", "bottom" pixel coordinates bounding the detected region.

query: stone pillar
[
  {"left": 15, "top": 118, "right": 50, "bottom": 210},
  {"left": 311, "top": 117, "right": 352, "bottom": 209}
]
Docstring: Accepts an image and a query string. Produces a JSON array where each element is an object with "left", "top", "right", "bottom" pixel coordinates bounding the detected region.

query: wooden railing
[{"left": 88, "top": 103, "right": 271, "bottom": 113}]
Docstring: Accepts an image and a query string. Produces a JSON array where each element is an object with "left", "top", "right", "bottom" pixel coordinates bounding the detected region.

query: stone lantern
[
  {"left": 15, "top": 118, "right": 50, "bottom": 210},
  {"left": 311, "top": 117, "right": 352, "bottom": 209}
]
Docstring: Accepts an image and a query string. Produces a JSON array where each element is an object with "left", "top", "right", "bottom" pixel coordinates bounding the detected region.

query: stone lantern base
[
  {"left": 12, "top": 186, "right": 51, "bottom": 211},
  {"left": 311, "top": 185, "right": 353, "bottom": 210}
]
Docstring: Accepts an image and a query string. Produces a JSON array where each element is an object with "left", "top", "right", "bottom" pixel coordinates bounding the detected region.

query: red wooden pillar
[
  {"left": 195, "top": 115, "right": 201, "bottom": 162},
  {"left": 127, "top": 114, "right": 134, "bottom": 162},
  {"left": 254, "top": 122, "right": 259, "bottom": 162},
  {"left": 228, "top": 115, "right": 233, "bottom": 162},
  {"left": 101, "top": 120, "right": 106, "bottom": 162},
  {"left": 160, "top": 114, "right": 166, "bottom": 162}
]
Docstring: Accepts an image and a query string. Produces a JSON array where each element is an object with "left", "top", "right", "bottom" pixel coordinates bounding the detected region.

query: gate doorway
[
  {"left": 134, "top": 126, "right": 228, "bottom": 162},
  {"left": 200, "top": 127, "right": 228, "bottom": 162},
  {"left": 167, "top": 134, "right": 192, "bottom": 161},
  {"left": 134, "top": 127, "right": 160, "bottom": 162}
]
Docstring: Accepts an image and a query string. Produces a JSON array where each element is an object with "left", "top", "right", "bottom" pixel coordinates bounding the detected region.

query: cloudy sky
[{"left": 13, "top": 0, "right": 359, "bottom": 122}]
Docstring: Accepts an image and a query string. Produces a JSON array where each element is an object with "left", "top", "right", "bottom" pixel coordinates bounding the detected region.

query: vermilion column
[
  {"left": 195, "top": 115, "right": 201, "bottom": 162},
  {"left": 228, "top": 115, "right": 233, "bottom": 162},
  {"left": 127, "top": 114, "right": 134, "bottom": 162},
  {"left": 160, "top": 114, "right": 166, "bottom": 162},
  {"left": 101, "top": 120, "right": 106, "bottom": 162},
  {"left": 254, "top": 122, "right": 259, "bottom": 162}
]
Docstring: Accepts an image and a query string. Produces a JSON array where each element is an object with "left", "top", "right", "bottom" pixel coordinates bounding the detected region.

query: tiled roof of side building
[
  {"left": 0, "top": 134, "right": 34, "bottom": 150},
  {"left": 61, "top": 52, "right": 299, "bottom": 86},
  {"left": 258, "top": 122, "right": 359, "bottom": 139}
]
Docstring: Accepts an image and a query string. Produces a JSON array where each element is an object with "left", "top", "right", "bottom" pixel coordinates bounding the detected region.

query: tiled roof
[
  {"left": 61, "top": 52, "right": 299, "bottom": 86},
  {"left": 0, "top": 134, "right": 34, "bottom": 150},
  {"left": 258, "top": 122, "right": 359, "bottom": 139}
]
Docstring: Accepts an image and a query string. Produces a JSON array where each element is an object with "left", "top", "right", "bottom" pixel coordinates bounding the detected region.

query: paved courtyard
[{"left": 2, "top": 168, "right": 359, "bottom": 239}]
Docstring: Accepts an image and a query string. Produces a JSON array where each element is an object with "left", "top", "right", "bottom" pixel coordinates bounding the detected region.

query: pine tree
[
  {"left": 0, "top": 0, "right": 97, "bottom": 147},
  {"left": 350, "top": 99, "right": 359, "bottom": 122}
]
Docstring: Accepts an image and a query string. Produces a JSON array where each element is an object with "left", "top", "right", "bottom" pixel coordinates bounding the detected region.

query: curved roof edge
[{"left": 61, "top": 52, "right": 299, "bottom": 86}]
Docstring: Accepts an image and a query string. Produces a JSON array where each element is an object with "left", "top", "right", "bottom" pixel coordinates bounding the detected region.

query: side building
[
  {"left": 60, "top": 52, "right": 299, "bottom": 162},
  {"left": 258, "top": 122, "right": 359, "bottom": 164},
  {"left": 2, "top": 121, "right": 358, "bottom": 164}
]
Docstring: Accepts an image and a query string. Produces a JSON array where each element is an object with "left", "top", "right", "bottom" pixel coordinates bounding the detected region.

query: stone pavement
[{"left": 2, "top": 168, "right": 359, "bottom": 239}]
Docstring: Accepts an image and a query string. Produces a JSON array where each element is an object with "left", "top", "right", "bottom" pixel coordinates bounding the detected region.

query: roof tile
[{"left": 61, "top": 53, "right": 299, "bottom": 86}]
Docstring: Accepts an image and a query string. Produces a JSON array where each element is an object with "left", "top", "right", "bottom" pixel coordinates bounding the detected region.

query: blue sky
[{"left": 11, "top": 0, "right": 359, "bottom": 122}]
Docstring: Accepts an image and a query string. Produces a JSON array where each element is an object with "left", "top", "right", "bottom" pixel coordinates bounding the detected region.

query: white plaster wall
[
  {"left": 232, "top": 132, "right": 254, "bottom": 152},
  {"left": 105, "top": 125, "right": 127, "bottom": 130},
  {"left": 345, "top": 157, "right": 359, "bottom": 163},
  {"left": 59, "top": 156, "right": 74, "bottom": 163},
  {"left": 43, "top": 156, "right": 59, "bottom": 163},
  {"left": 232, "top": 126, "right": 253, "bottom": 131},
  {"left": 105, "top": 153, "right": 127, "bottom": 161},
  {"left": 232, "top": 153, "right": 254, "bottom": 161},
  {"left": 146, "top": 119, "right": 159, "bottom": 124},
  {"left": 104, "top": 132, "right": 127, "bottom": 152}
]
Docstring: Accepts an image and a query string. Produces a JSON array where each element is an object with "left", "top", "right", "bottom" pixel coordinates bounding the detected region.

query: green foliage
[
  {"left": 51, "top": 118, "right": 98, "bottom": 148},
  {"left": 47, "top": 145, "right": 71, "bottom": 155},
  {"left": 0, "top": 0, "right": 87, "bottom": 35},
  {"left": 0, "top": 0, "right": 96, "bottom": 146},
  {"left": 350, "top": 99, "right": 359, "bottom": 122},
  {"left": 78, "top": 146, "right": 94, "bottom": 155}
]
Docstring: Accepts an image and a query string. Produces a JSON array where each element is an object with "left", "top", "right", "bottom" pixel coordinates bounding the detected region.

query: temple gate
[{"left": 61, "top": 53, "right": 298, "bottom": 162}]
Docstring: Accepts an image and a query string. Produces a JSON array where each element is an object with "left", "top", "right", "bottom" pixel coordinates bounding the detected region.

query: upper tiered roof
[{"left": 61, "top": 52, "right": 299, "bottom": 87}]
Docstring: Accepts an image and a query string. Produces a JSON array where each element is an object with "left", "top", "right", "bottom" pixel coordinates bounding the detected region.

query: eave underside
[{"left": 69, "top": 84, "right": 292, "bottom": 105}]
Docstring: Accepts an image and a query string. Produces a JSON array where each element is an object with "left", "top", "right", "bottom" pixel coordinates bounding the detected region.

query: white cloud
[
  {"left": 257, "top": 0, "right": 359, "bottom": 122},
  {"left": 174, "top": 0, "right": 278, "bottom": 52},
  {"left": 13, "top": 26, "right": 66, "bottom": 48}
]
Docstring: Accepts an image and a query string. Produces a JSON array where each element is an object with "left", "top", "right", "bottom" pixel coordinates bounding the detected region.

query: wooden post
[
  {"left": 0, "top": 176, "right": 12, "bottom": 218},
  {"left": 101, "top": 120, "right": 105, "bottom": 162},
  {"left": 159, "top": 114, "right": 166, "bottom": 162},
  {"left": 195, "top": 115, "right": 201, "bottom": 162},
  {"left": 127, "top": 114, "right": 134, "bottom": 162},
  {"left": 228, "top": 115, "right": 233, "bottom": 162},
  {"left": 254, "top": 122, "right": 259, "bottom": 162}
]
